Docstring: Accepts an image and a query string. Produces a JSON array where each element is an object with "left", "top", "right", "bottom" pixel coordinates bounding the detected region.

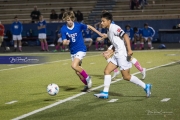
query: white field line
[
  {"left": 11, "top": 61, "right": 178, "bottom": 120},
  {"left": 0, "top": 54, "right": 100, "bottom": 72}
]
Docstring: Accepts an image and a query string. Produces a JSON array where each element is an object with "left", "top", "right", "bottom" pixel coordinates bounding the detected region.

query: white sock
[
  {"left": 130, "top": 75, "right": 146, "bottom": 89},
  {"left": 103, "top": 75, "right": 111, "bottom": 92},
  {"left": 131, "top": 58, "right": 137, "bottom": 64}
]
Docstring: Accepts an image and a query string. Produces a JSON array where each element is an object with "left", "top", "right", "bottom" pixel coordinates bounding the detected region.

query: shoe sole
[{"left": 94, "top": 94, "right": 108, "bottom": 99}]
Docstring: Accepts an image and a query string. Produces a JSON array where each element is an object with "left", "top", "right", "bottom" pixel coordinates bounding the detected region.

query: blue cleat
[
  {"left": 94, "top": 92, "right": 109, "bottom": 99},
  {"left": 144, "top": 84, "right": 152, "bottom": 97}
]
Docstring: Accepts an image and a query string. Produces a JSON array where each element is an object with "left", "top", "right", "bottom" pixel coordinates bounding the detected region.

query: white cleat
[
  {"left": 142, "top": 68, "right": 146, "bottom": 80},
  {"left": 112, "top": 71, "right": 120, "bottom": 79},
  {"left": 86, "top": 76, "right": 92, "bottom": 88}
]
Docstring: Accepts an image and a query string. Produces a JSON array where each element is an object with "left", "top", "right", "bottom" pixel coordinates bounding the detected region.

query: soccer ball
[{"left": 47, "top": 83, "right": 59, "bottom": 96}]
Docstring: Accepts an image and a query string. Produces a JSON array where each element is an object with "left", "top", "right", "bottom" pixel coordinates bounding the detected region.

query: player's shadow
[
  {"left": 91, "top": 74, "right": 104, "bottom": 79},
  {"left": 59, "top": 86, "right": 77, "bottom": 91}
]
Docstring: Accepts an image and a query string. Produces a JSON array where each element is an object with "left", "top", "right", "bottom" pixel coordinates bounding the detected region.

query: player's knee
[
  {"left": 122, "top": 75, "right": 131, "bottom": 81},
  {"left": 104, "top": 69, "right": 110, "bottom": 75},
  {"left": 71, "top": 63, "right": 77, "bottom": 70}
]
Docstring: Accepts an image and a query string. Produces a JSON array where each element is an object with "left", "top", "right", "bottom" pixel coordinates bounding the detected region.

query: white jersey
[{"left": 107, "top": 23, "right": 127, "bottom": 58}]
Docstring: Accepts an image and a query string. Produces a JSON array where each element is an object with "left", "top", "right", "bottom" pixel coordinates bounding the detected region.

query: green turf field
[{"left": 0, "top": 50, "right": 180, "bottom": 120}]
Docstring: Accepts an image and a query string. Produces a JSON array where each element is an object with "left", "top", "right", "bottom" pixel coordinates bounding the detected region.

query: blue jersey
[
  {"left": 141, "top": 26, "right": 155, "bottom": 37},
  {"left": 124, "top": 28, "right": 134, "bottom": 40},
  {"left": 83, "top": 29, "right": 92, "bottom": 38},
  {"left": 61, "top": 22, "right": 87, "bottom": 54},
  {"left": 11, "top": 21, "right": 23, "bottom": 35},
  {"left": 38, "top": 20, "right": 46, "bottom": 34}
]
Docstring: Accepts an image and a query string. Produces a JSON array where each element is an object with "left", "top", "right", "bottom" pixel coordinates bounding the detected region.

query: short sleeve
[
  {"left": 80, "top": 23, "right": 88, "bottom": 31},
  {"left": 113, "top": 25, "right": 125, "bottom": 38}
]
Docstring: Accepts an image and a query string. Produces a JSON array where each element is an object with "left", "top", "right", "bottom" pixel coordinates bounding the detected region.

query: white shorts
[
  {"left": 110, "top": 55, "right": 132, "bottom": 70},
  {"left": 38, "top": 33, "right": 46, "bottom": 39},
  {"left": 143, "top": 37, "right": 152, "bottom": 42},
  {"left": 58, "top": 38, "right": 62, "bottom": 43},
  {"left": 71, "top": 51, "right": 86, "bottom": 61},
  {"left": 84, "top": 38, "right": 92, "bottom": 42},
  {"left": 13, "top": 35, "right": 22, "bottom": 41}
]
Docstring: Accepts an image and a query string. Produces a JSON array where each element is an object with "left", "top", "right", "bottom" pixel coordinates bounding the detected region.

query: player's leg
[
  {"left": 39, "top": 34, "right": 45, "bottom": 51},
  {"left": 100, "top": 40, "right": 104, "bottom": 51},
  {"left": 119, "top": 56, "right": 151, "bottom": 97},
  {"left": 95, "top": 37, "right": 101, "bottom": 50},
  {"left": 140, "top": 37, "right": 145, "bottom": 50},
  {"left": 13, "top": 35, "right": 17, "bottom": 52},
  {"left": 103, "top": 51, "right": 120, "bottom": 79},
  {"left": 43, "top": 37, "right": 49, "bottom": 51},
  {"left": 18, "top": 35, "right": 22, "bottom": 52},
  {"left": 94, "top": 56, "right": 118, "bottom": 99},
  {"left": 148, "top": 37, "right": 153, "bottom": 49},
  {"left": 131, "top": 57, "right": 146, "bottom": 79},
  {"left": 71, "top": 52, "right": 92, "bottom": 89},
  {"left": 134, "top": 37, "right": 137, "bottom": 50}
]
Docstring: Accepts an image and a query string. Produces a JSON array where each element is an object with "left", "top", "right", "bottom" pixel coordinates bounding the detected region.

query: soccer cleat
[
  {"left": 141, "top": 68, "right": 146, "bottom": 80},
  {"left": 112, "top": 71, "right": 120, "bottom": 79},
  {"left": 94, "top": 92, "right": 108, "bottom": 99},
  {"left": 144, "top": 84, "right": 152, "bottom": 97},
  {"left": 150, "top": 47, "right": 154, "bottom": 50},
  {"left": 81, "top": 86, "right": 89, "bottom": 92},
  {"left": 86, "top": 76, "right": 92, "bottom": 88}
]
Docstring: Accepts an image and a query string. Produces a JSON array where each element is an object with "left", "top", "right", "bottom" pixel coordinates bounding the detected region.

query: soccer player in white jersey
[
  {"left": 94, "top": 12, "right": 151, "bottom": 99},
  {"left": 61, "top": 12, "right": 104, "bottom": 92},
  {"left": 11, "top": 16, "right": 23, "bottom": 52},
  {"left": 38, "top": 15, "right": 49, "bottom": 51}
]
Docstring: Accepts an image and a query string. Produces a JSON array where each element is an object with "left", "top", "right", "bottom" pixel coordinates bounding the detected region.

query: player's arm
[
  {"left": 87, "top": 25, "right": 104, "bottom": 37},
  {"left": 103, "top": 45, "right": 114, "bottom": 59}
]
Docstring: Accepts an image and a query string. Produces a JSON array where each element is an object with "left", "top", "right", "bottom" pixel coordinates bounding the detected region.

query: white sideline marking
[
  {"left": 11, "top": 61, "right": 178, "bottom": 120},
  {"left": 108, "top": 99, "right": 118, "bottom": 103},
  {"left": 161, "top": 98, "right": 171, "bottom": 102},
  {"left": 5, "top": 100, "right": 18, "bottom": 104},
  {"left": 90, "top": 62, "right": 95, "bottom": 64},
  {"left": 0, "top": 54, "right": 100, "bottom": 72}
]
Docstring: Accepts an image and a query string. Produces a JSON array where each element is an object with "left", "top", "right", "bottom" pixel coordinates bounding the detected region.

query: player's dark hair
[
  {"left": 125, "top": 24, "right": 131, "bottom": 28},
  {"left": 101, "top": 12, "right": 113, "bottom": 22},
  {"left": 144, "top": 23, "right": 148, "bottom": 26},
  {"left": 62, "top": 11, "right": 75, "bottom": 21}
]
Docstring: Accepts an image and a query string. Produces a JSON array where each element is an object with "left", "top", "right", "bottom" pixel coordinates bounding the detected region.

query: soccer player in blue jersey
[
  {"left": 38, "top": 15, "right": 49, "bottom": 51},
  {"left": 83, "top": 29, "right": 93, "bottom": 51},
  {"left": 61, "top": 12, "right": 104, "bottom": 92},
  {"left": 141, "top": 23, "right": 155, "bottom": 49},
  {"left": 11, "top": 16, "right": 23, "bottom": 52}
]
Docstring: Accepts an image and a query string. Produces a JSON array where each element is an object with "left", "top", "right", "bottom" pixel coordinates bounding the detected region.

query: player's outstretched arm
[
  {"left": 87, "top": 25, "right": 103, "bottom": 37},
  {"left": 124, "top": 34, "right": 133, "bottom": 56}
]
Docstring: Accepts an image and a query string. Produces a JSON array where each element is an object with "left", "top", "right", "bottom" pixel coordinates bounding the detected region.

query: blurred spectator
[
  {"left": 138, "top": 0, "right": 148, "bottom": 9},
  {"left": 11, "top": 16, "right": 23, "bottom": 52},
  {"left": 124, "top": 24, "right": 134, "bottom": 49},
  {"left": 30, "top": 6, "right": 41, "bottom": 23},
  {"left": 133, "top": 27, "right": 143, "bottom": 50},
  {"left": 50, "top": 9, "right": 58, "bottom": 22},
  {"left": 130, "top": 0, "right": 138, "bottom": 10},
  {"left": 59, "top": 9, "right": 65, "bottom": 22},
  {"left": 141, "top": 23, "right": 155, "bottom": 49},
  {"left": 69, "top": 7, "right": 76, "bottom": 17},
  {"left": 76, "top": 10, "right": 83, "bottom": 23},
  {"left": 94, "top": 23, "right": 106, "bottom": 51},
  {"left": 0, "top": 21, "right": 8, "bottom": 51},
  {"left": 83, "top": 29, "right": 93, "bottom": 51},
  {"left": 38, "top": 15, "right": 49, "bottom": 51}
]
